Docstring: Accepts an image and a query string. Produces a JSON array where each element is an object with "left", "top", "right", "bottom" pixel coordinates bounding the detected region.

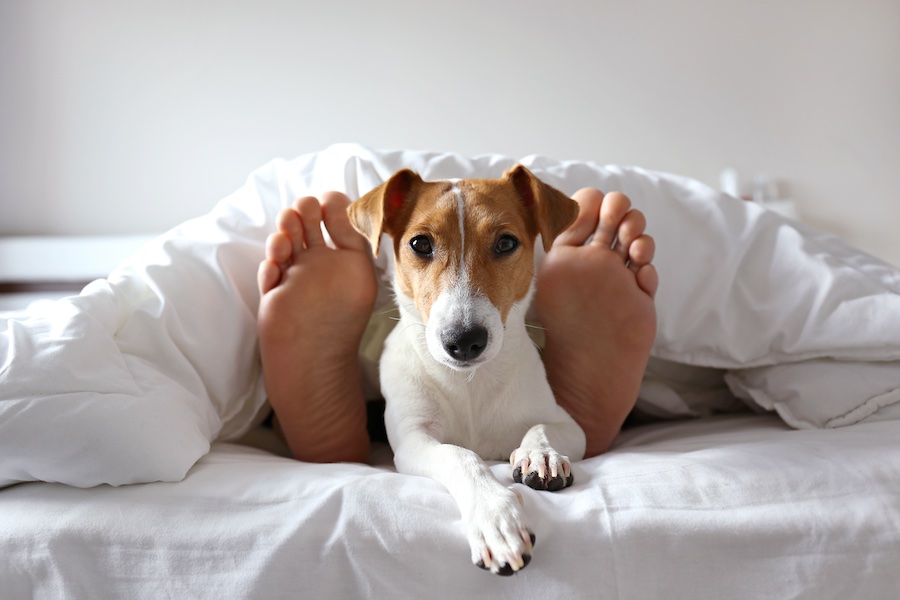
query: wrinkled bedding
[
  {"left": 2, "top": 415, "right": 899, "bottom": 598},
  {"left": 2, "top": 144, "right": 900, "bottom": 599},
  {"left": 3, "top": 143, "right": 900, "bottom": 489}
]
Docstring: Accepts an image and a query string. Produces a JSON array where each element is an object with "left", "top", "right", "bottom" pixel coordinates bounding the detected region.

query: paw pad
[{"left": 513, "top": 465, "right": 574, "bottom": 491}]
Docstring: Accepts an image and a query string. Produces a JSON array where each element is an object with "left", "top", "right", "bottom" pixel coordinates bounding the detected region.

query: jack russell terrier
[{"left": 348, "top": 165, "right": 587, "bottom": 576}]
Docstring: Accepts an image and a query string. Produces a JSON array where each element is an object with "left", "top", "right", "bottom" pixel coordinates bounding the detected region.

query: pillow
[{"left": 725, "top": 359, "right": 900, "bottom": 428}]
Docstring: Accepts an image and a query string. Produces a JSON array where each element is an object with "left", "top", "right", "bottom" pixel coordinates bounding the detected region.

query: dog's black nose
[{"left": 442, "top": 325, "right": 488, "bottom": 362}]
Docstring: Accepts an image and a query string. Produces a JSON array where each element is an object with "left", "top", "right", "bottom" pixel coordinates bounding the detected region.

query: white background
[{"left": 2, "top": 0, "right": 898, "bottom": 264}]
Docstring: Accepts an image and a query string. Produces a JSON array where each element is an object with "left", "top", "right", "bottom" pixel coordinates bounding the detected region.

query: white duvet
[{"left": 2, "top": 143, "right": 900, "bottom": 489}]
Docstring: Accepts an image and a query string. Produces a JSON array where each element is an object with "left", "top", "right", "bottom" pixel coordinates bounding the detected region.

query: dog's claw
[
  {"left": 480, "top": 553, "right": 532, "bottom": 576},
  {"left": 475, "top": 532, "right": 536, "bottom": 576}
]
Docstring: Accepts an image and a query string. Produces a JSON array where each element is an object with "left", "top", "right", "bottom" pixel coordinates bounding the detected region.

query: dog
[{"left": 348, "top": 165, "right": 586, "bottom": 576}]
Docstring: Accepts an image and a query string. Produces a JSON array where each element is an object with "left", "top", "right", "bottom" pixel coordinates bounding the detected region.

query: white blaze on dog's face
[
  {"left": 399, "top": 180, "right": 537, "bottom": 370},
  {"left": 348, "top": 166, "right": 579, "bottom": 371}
]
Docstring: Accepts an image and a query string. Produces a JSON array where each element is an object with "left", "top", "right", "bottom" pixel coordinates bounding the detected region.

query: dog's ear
[
  {"left": 505, "top": 165, "right": 579, "bottom": 252},
  {"left": 348, "top": 169, "right": 423, "bottom": 257}
]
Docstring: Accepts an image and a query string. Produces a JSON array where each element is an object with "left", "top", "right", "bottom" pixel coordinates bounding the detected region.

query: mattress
[{"left": 3, "top": 414, "right": 899, "bottom": 599}]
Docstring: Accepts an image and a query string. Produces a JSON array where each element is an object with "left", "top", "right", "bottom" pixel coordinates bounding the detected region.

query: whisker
[{"left": 402, "top": 322, "right": 426, "bottom": 336}]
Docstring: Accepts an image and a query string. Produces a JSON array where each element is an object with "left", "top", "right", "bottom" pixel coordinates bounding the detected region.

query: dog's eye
[
  {"left": 409, "top": 235, "right": 434, "bottom": 257},
  {"left": 494, "top": 234, "right": 519, "bottom": 255}
]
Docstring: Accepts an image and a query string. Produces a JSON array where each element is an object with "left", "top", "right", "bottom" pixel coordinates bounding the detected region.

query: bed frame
[{"left": 0, "top": 235, "right": 153, "bottom": 310}]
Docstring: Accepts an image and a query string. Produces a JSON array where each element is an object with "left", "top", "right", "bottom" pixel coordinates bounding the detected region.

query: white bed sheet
[{"left": 3, "top": 414, "right": 899, "bottom": 599}]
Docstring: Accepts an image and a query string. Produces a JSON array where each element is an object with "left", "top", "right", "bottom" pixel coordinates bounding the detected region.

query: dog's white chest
[
  {"left": 430, "top": 375, "right": 530, "bottom": 460},
  {"left": 380, "top": 317, "right": 555, "bottom": 461}
]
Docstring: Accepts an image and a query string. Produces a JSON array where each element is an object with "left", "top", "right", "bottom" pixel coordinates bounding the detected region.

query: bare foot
[
  {"left": 536, "top": 188, "right": 658, "bottom": 458},
  {"left": 257, "top": 192, "right": 377, "bottom": 463}
]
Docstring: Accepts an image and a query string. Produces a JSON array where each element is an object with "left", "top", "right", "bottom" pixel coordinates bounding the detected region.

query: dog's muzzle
[
  {"left": 441, "top": 325, "right": 488, "bottom": 363},
  {"left": 425, "top": 287, "right": 503, "bottom": 370}
]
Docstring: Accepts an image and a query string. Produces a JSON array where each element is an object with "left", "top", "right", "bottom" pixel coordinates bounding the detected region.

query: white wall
[{"left": 2, "top": 0, "right": 899, "bottom": 264}]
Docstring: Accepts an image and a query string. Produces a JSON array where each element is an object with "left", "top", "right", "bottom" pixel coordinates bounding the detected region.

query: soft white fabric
[
  {"left": 2, "top": 143, "right": 900, "bottom": 488},
  {"left": 725, "top": 359, "right": 900, "bottom": 428},
  {"left": 2, "top": 415, "right": 899, "bottom": 599}
]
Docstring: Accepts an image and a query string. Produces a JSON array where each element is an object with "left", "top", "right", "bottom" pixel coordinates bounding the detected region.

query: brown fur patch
[
  {"left": 348, "top": 165, "right": 579, "bottom": 326},
  {"left": 392, "top": 184, "right": 460, "bottom": 322}
]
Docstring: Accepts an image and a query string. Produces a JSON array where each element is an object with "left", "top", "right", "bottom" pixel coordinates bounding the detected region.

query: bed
[
  {"left": 2, "top": 144, "right": 900, "bottom": 598},
  {"left": 3, "top": 414, "right": 899, "bottom": 598}
]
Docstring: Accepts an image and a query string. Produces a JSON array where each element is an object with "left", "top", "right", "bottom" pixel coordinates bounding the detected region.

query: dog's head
[{"left": 349, "top": 165, "right": 578, "bottom": 371}]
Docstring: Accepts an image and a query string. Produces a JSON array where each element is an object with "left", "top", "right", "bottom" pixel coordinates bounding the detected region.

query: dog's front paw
[
  {"left": 466, "top": 488, "right": 535, "bottom": 576},
  {"left": 510, "top": 446, "right": 574, "bottom": 491}
]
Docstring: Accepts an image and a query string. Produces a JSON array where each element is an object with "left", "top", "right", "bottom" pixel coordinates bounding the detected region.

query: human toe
[
  {"left": 554, "top": 188, "right": 603, "bottom": 247},
  {"left": 258, "top": 230, "right": 294, "bottom": 295},
  {"left": 635, "top": 263, "right": 660, "bottom": 298},
  {"left": 321, "top": 192, "right": 370, "bottom": 252},
  {"left": 592, "top": 192, "right": 632, "bottom": 249},
  {"left": 628, "top": 234, "right": 656, "bottom": 269},
  {"left": 613, "top": 209, "right": 647, "bottom": 262},
  {"left": 294, "top": 196, "right": 326, "bottom": 248},
  {"left": 265, "top": 231, "right": 294, "bottom": 274},
  {"left": 257, "top": 258, "right": 282, "bottom": 295},
  {"left": 276, "top": 207, "right": 305, "bottom": 259}
]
